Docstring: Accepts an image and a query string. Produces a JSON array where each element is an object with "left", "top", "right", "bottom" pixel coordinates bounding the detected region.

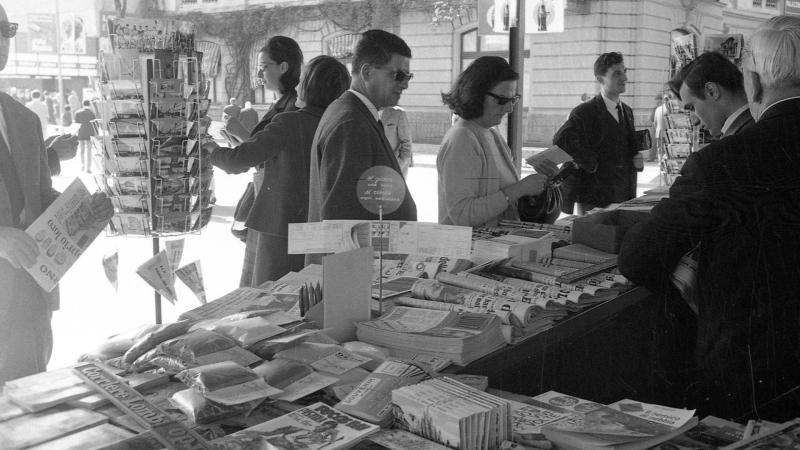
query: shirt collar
[
  {"left": 759, "top": 95, "right": 800, "bottom": 120},
  {"left": 348, "top": 88, "right": 380, "bottom": 122},
  {"left": 720, "top": 104, "right": 750, "bottom": 135},
  {"left": 0, "top": 102, "right": 10, "bottom": 150},
  {"left": 600, "top": 90, "right": 620, "bottom": 109}
]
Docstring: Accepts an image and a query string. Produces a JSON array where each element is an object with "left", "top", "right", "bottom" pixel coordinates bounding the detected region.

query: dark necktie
[
  {"left": 0, "top": 132, "right": 24, "bottom": 227},
  {"left": 616, "top": 103, "right": 623, "bottom": 125}
]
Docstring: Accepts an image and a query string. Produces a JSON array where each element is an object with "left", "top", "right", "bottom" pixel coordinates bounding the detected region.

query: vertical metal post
[
  {"left": 55, "top": 0, "right": 65, "bottom": 130},
  {"left": 507, "top": 0, "right": 526, "bottom": 174},
  {"left": 153, "top": 237, "right": 162, "bottom": 324}
]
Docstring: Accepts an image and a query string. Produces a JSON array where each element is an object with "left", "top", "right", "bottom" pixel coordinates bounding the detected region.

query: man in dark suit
[
  {"left": 0, "top": 5, "right": 112, "bottom": 384},
  {"left": 668, "top": 51, "right": 754, "bottom": 139},
  {"left": 619, "top": 15, "right": 800, "bottom": 420},
  {"left": 307, "top": 29, "right": 417, "bottom": 222},
  {"left": 554, "top": 52, "right": 641, "bottom": 215}
]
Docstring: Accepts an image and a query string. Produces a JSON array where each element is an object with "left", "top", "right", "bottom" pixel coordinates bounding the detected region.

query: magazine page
[
  {"left": 361, "top": 306, "right": 454, "bottom": 333},
  {"left": 608, "top": 399, "right": 695, "bottom": 429},
  {"left": 213, "top": 402, "right": 378, "bottom": 450},
  {"left": 720, "top": 419, "right": 800, "bottom": 449},
  {"left": 24, "top": 178, "right": 107, "bottom": 292}
]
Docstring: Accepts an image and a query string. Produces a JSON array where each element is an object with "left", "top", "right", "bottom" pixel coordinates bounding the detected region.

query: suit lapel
[{"left": 345, "top": 92, "right": 402, "bottom": 174}]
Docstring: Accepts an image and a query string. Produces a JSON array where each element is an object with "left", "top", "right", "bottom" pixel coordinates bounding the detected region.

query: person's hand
[
  {"left": 90, "top": 192, "right": 115, "bottom": 225},
  {"left": 531, "top": 159, "right": 559, "bottom": 178},
  {"left": 49, "top": 134, "right": 79, "bottom": 160},
  {"left": 0, "top": 226, "right": 39, "bottom": 269},
  {"left": 503, "top": 173, "right": 548, "bottom": 202},
  {"left": 202, "top": 140, "right": 221, "bottom": 154}
]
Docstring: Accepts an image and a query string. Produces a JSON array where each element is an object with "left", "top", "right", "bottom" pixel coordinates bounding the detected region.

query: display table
[{"left": 453, "top": 287, "right": 662, "bottom": 404}]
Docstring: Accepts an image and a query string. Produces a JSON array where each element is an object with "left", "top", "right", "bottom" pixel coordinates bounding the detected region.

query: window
[
  {"left": 460, "top": 29, "right": 530, "bottom": 72},
  {"left": 181, "top": 0, "right": 197, "bottom": 4},
  {"left": 765, "top": 0, "right": 777, "bottom": 7},
  {"left": 752, "top": 0, "right": 762, "bottom": 6}
]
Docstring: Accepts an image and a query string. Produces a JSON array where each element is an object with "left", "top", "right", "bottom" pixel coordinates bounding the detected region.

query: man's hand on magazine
[
  {"left": 90, "top": 192, "right": 115, "bottom": 225},
  {"left": 0, "top": 226, "right": 39, "bottom": 269}
]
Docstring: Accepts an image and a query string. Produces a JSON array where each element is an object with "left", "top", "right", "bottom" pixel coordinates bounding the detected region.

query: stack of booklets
[
  {"left": 392, "top": 377, "right": 512, "bottom": 450},
  {"left": 720, "top": 419, "right": 800, "bottom": 449},
  {"left": 355, "top": 306, "right": 506, "bottom": 366},
  {"left": 210, "top": 402, "right": 379, "bottom": 449}
]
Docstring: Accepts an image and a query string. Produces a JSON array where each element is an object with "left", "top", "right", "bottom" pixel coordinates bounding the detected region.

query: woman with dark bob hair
[
  {"left": 206, "top": 56, "right": 351, "bottom": 285},
  {"left": 438, "top": 56, "right": 557, "bottom": 227}
]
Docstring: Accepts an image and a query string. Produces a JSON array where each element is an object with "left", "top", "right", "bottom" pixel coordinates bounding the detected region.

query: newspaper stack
[
  {"left": 355, "top": 306, "right": 506, "bottom": 366},
  {"left": 392, "top": 377, "right": 512, "bottom": 450}
]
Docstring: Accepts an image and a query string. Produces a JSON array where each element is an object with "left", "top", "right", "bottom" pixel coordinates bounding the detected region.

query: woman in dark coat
[
  {"left": 208, "top": 56, "right": 351, "bottom": 285},
  {"left": 222, "top": 36, "right": 304, "bottom": 287}
]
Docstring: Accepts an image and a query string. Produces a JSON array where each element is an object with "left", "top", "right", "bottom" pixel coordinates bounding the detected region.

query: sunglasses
[
  {"left": 486, "top": 92, "right": 521, "bottom": 106},
  {"left": 0, "top": 21, "right": 18, "bottom": 39},
  {"left": 377, "top": 66, "right": 414, "bottom": 83}
]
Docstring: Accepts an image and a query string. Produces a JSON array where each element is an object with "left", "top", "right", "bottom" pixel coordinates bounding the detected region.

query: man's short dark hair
[
  {"left": 668, "top": 51, "right": 744, "bottom": 101},
  {"left": 300, "top": 55, "right": 351, "bottom": 109},
  {"left": 441, "top": 56, "right": 519, "bottom": 120},
  {"left": 83, "top": 99, "right": 91, "bottom": 106},
  {"left": 31, "top": 90, "right": 41, "bottom": 99},
  {"left": 352, "top": 29, "right": 412, "bottom": 75},
  {"left": 261, "top": 36, "right": 304, "bottom": 94},
  {"left": 594, "top": 52, "right": 624, "bottom": 78}
]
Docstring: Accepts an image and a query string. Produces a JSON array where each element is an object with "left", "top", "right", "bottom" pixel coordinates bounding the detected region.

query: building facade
[{"left": 163, "top": 0, "right": 787, "bottom": 145}]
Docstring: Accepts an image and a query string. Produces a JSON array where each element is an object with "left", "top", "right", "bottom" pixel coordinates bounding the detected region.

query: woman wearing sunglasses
[
  {"left": 205, "top": 56, "right": 351, "bottom": 285},
  {"left": 438, "top": 56, "right": 558, "bottom": 227}
]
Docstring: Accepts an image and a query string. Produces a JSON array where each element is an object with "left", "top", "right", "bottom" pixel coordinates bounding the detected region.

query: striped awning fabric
[
  {"left": 326, "top": 33, "right": 360, "bottom": 59},
  {"left": 196, "top": 40, "right": 221, "bottom": 77}
]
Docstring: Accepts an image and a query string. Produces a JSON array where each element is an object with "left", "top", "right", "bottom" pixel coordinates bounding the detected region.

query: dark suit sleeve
[
  {"left": 553, "top": 106, "right": 599, "bottom": 173},
  {"left": 36, "top": 125, "right": 59, "bottom": 207},
  {"left": 618, "top": 153, "right": 723, "bottom": 290},
  {"left": 210, "top": 114, "right": 290, "bottom": 174},
  {"left": 318, "top": 117, "right": 376, "bottom": 220}
]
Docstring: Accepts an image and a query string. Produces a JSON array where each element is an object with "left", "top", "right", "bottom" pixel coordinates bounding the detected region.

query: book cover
[{"left": 212, "top": 402, "right": 378, "bottom": 450}]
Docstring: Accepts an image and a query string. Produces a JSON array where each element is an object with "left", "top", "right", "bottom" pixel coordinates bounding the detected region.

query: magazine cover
[
  {"left": 24, "top": 178, "right": 107, "bottom": 292},
  {"left": 212, "top": 402, "right": 378, "bottom": 450}
]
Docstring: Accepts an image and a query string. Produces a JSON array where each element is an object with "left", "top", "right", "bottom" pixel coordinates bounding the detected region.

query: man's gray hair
[{"left": 745, "top": 15, "right": 800, "bottom": 89}]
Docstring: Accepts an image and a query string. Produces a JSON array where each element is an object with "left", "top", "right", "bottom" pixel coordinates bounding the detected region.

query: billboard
[
  {"left": 478, "top": 0, "right": 565, "bottom": 35},
  {"left": 60, "top": 14, "right": 87, "bottom": 54},
  {"left": 27, "top": 13, "right": 57, "bottom": 53}
]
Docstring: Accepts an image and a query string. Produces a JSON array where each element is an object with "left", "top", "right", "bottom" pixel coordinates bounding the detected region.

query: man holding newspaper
[{"left": 0, "top": 2, "right": 113, "bottom": 385}]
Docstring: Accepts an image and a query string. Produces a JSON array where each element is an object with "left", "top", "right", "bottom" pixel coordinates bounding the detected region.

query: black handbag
[
  {"left": 231, "top": 181, "right": 255, "bottom": 242},
  {"left": 518, "top": 185, "right": 563, "bottom": 224}
]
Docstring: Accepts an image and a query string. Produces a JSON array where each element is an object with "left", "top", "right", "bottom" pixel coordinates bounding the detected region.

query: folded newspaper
[{"left": 24, "top": 178, "right": 107, "bottom": 292}]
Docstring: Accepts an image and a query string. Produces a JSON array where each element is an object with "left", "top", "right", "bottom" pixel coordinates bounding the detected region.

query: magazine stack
[
  {"left": 355, "top": 306, "right": 506, "bottom": 366},
  {"left": 392, "top": 377, "right": 512, "bottom": 450}
]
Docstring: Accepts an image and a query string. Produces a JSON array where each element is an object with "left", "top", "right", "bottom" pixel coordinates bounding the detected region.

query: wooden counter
[{"left": 452, "top": 287, "right": 663, "bottom": 404}]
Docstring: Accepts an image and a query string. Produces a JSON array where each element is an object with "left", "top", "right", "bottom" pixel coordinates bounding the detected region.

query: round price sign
[{"left": 356, "top": 166, "right": 405, "bottom": 217}]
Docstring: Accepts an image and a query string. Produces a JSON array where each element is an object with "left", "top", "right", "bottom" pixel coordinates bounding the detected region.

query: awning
[{"left": 195, "top": 40, "right": 221, "bottom": 77}]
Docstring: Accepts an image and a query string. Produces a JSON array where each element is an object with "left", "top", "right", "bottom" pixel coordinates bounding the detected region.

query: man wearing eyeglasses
[
  {"left": 307, "top": 29, "right": 417, "bottom": 226},
  {"left": 0, "top": 3, "right": 112, "bottom": 384},
  {"left": 553, "top": 52, "right": 641, "bottom": 215}
]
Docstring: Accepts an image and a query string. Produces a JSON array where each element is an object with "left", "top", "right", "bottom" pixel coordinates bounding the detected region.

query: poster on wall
[
  {"left": 478, "top": 0, "right": 565, "bottom": 35},
  {"left": 27, "top": 14, "right": 57, "bottom": 53},
  {"left": 60, "top": 14, "right": 87, "bottom": 54}
]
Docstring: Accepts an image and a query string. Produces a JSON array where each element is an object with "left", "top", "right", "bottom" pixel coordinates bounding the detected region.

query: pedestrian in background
[{"left": 74, "top": 99, "right": 96, "bottom": 173}]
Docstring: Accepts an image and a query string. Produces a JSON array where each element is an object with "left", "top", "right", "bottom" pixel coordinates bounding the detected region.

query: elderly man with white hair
[{"left": 619, "top": 15, "right": 800, "bottom": 420}]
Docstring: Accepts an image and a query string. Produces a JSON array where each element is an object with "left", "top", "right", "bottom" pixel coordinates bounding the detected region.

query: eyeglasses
[
  {"left": 377, "top": 66, "right": 414, "bottom": 83},
  {"left": 0, "top": 21, "right": 18, "bottom": 39},
  {"left": 256, "top": 61, "right": 280, "bottom": 75},
  {"left": 486, "top": 92, "right": 521, "bottom": 106}
]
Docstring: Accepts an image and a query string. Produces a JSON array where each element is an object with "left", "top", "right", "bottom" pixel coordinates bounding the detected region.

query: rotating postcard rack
[
  {"left": 93, "top": 18, "right": 213, "bottom": 321},
  {"left": 659, "top": 99, "right": 696, "bottom": 186}
]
